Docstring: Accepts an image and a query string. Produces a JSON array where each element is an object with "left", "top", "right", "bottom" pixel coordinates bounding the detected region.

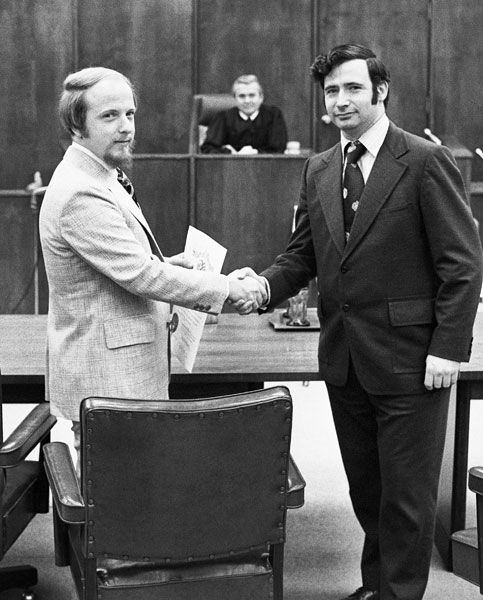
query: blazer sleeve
[
  {"left": 261, "top": 159, "right": 317, "bottom": 306},
  {"left": 421, "top": 145, "right": 482, "bottom": 361},
  {"left": 59, "top": 187, "right": 228, "bottom": 315}
]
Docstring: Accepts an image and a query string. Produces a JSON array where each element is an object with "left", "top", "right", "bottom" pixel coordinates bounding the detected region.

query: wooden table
[{"left": 1, "top": 308, "right": 482, "bottom": 569}]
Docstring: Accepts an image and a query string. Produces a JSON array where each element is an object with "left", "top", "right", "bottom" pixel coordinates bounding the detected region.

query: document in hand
[{"left": 171, "top": 226, "right": 227, "bottom": 372}]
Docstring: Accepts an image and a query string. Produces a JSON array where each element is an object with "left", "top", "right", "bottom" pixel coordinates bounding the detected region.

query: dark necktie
[
  {"left": 343, "top": 140, "right": 366, "bottom": 240},
  {"left": 116, "top": 168, "right": 140, "bottom": 207}
]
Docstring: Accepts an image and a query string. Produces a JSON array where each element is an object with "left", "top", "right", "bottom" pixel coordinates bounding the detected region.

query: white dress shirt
[{"left": 340, "top": 113, "right": 390, "bottom": 182}]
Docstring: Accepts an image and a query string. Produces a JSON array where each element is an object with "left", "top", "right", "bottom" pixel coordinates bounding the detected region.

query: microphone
[
  {"left": 475, "top": 148, "right": 483, "bottom": 160},
  {"left": 423, "top": 128, "right": 442, "bottom": 145},
  {"left": 321, "top": 114, "right": 332, "bottom": 125}
]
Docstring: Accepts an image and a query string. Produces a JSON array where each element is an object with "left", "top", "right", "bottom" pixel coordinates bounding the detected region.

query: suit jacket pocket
[
  {"left": 104, "top": 314, "right": 155, "bottom": 349},
  {"left": 388, "top": 296, "right": 435, "bottom": 326},
  {"left": 388, "top": 296, "right": 435, "bottom": 373}
]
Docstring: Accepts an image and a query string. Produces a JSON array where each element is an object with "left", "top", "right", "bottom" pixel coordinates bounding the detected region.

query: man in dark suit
[
  {"left": 233, "top": 45, "right": 482, "bottom": 600},
  {"left": 200, "top": 74, "right": 287, "bottom": 154}
]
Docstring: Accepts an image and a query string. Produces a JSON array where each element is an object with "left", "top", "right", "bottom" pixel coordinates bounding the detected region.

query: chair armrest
[
  {"left": 0, "top": 403, "right": 56, "bottom": 467},
  {"left": 287, "top": 453, "right": 306, "bottom": 509},
  {"left": 43, "top": 442, "right": 85, "bottom": 523},
  {"left": 469, "top": 466, "right": 483, "bottom": 496}
]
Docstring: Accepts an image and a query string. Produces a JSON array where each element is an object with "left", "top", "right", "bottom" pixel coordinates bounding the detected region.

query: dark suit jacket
[
  {"left": 200, "top": 104, "right": 288, "bottom": 154},
  {"left": 262, "top": 122, "right": 482, "bottom": 395}
]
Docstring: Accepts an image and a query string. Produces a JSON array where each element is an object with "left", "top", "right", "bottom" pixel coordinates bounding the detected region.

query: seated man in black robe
[{"left": 200, "top": 74, "right": 288, "bottom": 154}]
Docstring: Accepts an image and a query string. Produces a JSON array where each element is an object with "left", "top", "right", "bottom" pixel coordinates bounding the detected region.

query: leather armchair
[
  {"left": 189, "top": 93, "right": 236, "bottom": 153},
  {"left": 451, "top": 466, "right": 483, "bottom": 593},
  {"left": 0, "top": 370, "right": 56, "bottom": 598},
  {"left": 43, "top": 386, "right": 305, "bottom": 600}
]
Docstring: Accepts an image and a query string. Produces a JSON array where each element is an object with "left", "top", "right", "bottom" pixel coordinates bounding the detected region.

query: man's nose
[
  {"left": 335, "top": 90, "right": 349, "bottom": 107},
  {"left": 119, "top": 115, "right": 134, "bottom": 132}
]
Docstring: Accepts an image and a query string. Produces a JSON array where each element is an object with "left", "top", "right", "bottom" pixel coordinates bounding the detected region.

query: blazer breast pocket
[{"left": 103, "top": 314, "right": 156, "bottom": 349}]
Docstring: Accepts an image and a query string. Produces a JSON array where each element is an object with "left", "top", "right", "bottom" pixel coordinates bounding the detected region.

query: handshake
[{"left": 226, "top": 267, "right": 268, "bottom": 315}]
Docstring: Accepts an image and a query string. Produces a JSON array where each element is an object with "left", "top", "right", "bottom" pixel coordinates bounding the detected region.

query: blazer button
[
  {"left": 341, "top": 266, "right": 348, "bottom": 273},
  {"left": 342, "top": 303, "right": 350, "bottom": 312}
]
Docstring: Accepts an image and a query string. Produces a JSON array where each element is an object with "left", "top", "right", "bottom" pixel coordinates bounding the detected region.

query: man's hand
[
  {"left": 227, "top": 270, "right": 267, "bottom": 315},
  {"left": 228, "top": 268, "right": 269, "bottom": 314},
  {"left": 237, "top": 145, "right": 258, "bottom": 155},
  {"left": 165, "top": 252, "right": 194, "bottom": 269},
  {"left": 424, "top": 354, "right": 460, "bottom": 390}
]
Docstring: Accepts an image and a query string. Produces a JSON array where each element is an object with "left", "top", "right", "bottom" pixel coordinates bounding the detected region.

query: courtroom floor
[{"left": 1, "top": 381, "right": 482, "bottom": 599}]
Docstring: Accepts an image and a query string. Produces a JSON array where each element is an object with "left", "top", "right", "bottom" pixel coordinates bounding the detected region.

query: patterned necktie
[
  {"left": 116, "top": 168, "right": 140, "bottom": 207},
  {"left": 343, "top": 140, "right": 366, "bottom": 240}
]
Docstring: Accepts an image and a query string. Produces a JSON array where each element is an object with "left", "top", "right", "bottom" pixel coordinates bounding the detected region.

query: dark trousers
[{"left": 326, "top": 361, "right": 450, "bottom": 600}]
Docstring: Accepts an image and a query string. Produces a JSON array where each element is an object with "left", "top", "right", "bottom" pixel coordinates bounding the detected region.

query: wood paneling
[
  {"left": 132, "top": 156, "right": 191, "bottom": 257},
  {"left": 0, "top": 0, "right": 74, "bottom": 188},
  {"left": 195, "top": 156, "right": 306, "bottom": 274},
  {"left": 77, "top": 0, "right": 193, "bottom": 154},
  {"left": 197, "top": 0, "right": 314, "bottom": 149},
  {"left": 432, "top": 0, "right": 483, "bottom": 181},
  {"left": 317, "top": 0, "right": 429, "bottom": 150},
  {"left": 0, "top": 195, "right": 37, "bottom": 313}
]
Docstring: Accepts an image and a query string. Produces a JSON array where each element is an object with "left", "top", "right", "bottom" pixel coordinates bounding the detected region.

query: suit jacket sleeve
[
  {"left": 59, "top": 187, "right": 228, "bottom": 315},
  {"left": 420, "top": 145, "right": 482, "bottom": 361},
  {"left": 261, "top": 159, "right": 317, "bottom": 305}
]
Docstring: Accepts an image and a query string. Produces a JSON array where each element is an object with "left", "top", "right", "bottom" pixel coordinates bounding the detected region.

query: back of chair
[
  {"left": 189, "top": 93, "right": 236, "bottom": 152},
  {"left": 80, "top": 387, "right": 292, "bottom": 563}
]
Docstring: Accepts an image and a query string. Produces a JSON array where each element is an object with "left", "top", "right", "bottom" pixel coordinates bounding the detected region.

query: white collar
[
  {"left": 340, "top": 113, "right": 390, "bottom": 158},
  {"left": 238, "top": 110, "right": 259, "bottom": 121},
  {"left": 71, "top": 142, "right": 118, "bottom": 178}
]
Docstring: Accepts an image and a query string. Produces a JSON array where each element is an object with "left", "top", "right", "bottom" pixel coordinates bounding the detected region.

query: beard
[{"left": 103, "top": 140, "right": 135, "bottom": 170}]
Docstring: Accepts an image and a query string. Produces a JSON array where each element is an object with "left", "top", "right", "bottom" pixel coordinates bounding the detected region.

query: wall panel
[
  {"left": 195, "top": 156, "right": 306, "bottom": 274},
  {"left": 197, "top": 0, "right": 314, "bottom": 149},
  {"left": 77, "top": 0, "right": 193, "bottom": 154},
  {"left": 132, "top": 156, "right": 191, "bottom": 256},
  {"left": 0, "top": 0, "right": 74, "bottom": 188},
  {"left": 432, "top": 0, "right": 483, "bottom": 180},
  {"left": 316, "top": 0, "right": 429, "bottom": 151}
]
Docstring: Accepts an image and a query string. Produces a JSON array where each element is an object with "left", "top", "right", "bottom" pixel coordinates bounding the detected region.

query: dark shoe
[{"left": 341, "top": 587, "right": 379, "bottom": 600}]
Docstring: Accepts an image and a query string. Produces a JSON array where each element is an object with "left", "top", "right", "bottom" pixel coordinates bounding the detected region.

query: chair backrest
[
  {"left": 80, "top": 386, "right": 293, "bottom": 563},
  {"left": 189, "top": 93, "right": 237, "bottom": 153}
]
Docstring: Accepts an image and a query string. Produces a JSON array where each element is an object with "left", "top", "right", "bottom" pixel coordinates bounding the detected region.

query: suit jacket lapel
[
  {"left": 314, "top": 144, "right": 345, "bottom": 257},
  {"left": 343, "top": 123, "right": 408, "bottom": 259}
]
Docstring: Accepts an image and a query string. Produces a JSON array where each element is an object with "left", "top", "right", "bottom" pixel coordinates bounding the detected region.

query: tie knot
[{"left": 345, "top": 141, "right": 366, "bottom": 165}]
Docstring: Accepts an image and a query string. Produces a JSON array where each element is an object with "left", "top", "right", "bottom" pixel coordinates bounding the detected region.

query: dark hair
[
  {"left": 311, "top": 44, "right": 390, "bottom": 107},
  {"left": 59, "top": 67, "right": 137, "bottom": 136}
]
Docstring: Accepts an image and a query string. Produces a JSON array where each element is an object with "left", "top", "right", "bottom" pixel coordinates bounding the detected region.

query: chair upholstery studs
[
  {"left": 88, "top": 413, "right": 94, "bottom": 419},
  {"left": 283, "top": 435, "right": 289, "bottom": 441},
  {"left": 87, "top": 444, "right": 91, "bottom": 449},
  {"left": 87, "top": 460, "right": 92, "bottom": 466},
  {"left": 281, "top": 469, "right": 287, "bottom": 475},
  {"left": 280, "top": 486, "right": 286, "bottom": 492},
  {"left": 209, "top": 554, "right": 215, "bottom": 559},
  {"left": 278, "top": 522, "right": 284, "bottom": 528},
  {"left": 285, "top": 417, "right": 292, "bottom": 423},
  {"left": 88, "top": 499, "right": 94, "bottom": 506},
  {"left": 122, "top": 555, "right": 129, "bottom": 560},
  {"left": 188, "top": 556, "right": 193, "bottom": 562},
  {"left": 88, "top": 520, "right": 94, "bottom": 525},
  {"left": 88, "top": 535, "right": 94, "bottom": 541},
  {"left": 143, "top": 556, "right": 149, "bottom": 561},
  {"left": 166, "top": 558, "right": 171, "bottom": 563},
  {"left": 285, "top": 401, "right": 291, "bottom": 408},
  {"left": 218, "top": 412, "right": 224, "bottom": 418},
  {"left": 174, "top": 414, "right": 180, "bottom": 420},
  {"left": 87, "top": 479, "right": 92, "bottom": 486},
  {"left": 199, "top": 413, "right": 205, "bottom": 419},
  {"left": 88, "top": 428, "right": 92, "bottom": 434},
  {"left": 279, "top": 537, "right": 284, "bottom": 542},
  {"left": 152, "top": 413, "right": 158, "bottom": 418},
  {"left": 88, "top": 552, "right": 94, "bottom": 558},
  {"left": 126, "top": 412, "right": 132, "bottom": 419}
]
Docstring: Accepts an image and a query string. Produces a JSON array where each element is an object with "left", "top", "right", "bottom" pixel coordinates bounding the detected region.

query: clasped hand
[{"left": 227, "top": 267, "right": 267, "bottom": 315}]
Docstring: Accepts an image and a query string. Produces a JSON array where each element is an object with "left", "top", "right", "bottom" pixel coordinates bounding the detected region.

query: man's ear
[
  {"left": 71, "top": 127, "right": 83, "bottom": 140},
  {"left": 377, "top": 81, "right": 389, "bottom": 104}
]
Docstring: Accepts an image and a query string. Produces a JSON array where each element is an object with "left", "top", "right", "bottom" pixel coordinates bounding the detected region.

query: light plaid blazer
[{"left": 39, "top": 145, "right": 228, "bottom": 420}]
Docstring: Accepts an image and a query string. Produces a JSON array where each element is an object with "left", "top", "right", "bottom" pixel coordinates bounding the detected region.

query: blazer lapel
[
  {"left": 314, "top": 145, "right": 345, "bottom": 257},
  {"left": 343, "top": 124, "right": 408, "bottom": 259}
]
